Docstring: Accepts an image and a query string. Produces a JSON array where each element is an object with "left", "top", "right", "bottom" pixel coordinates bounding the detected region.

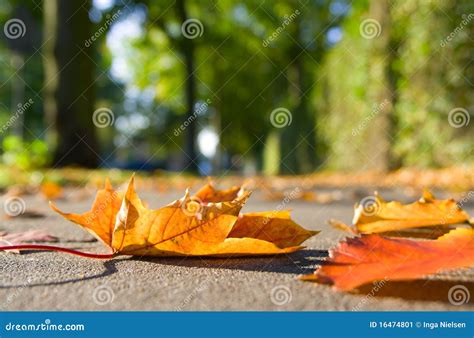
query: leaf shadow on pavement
[
  {"left": 134, "top": 249, "right": 328, "bottom": 275},
  {"left": 354, "top": 279, "right": 474, "bottom": 304},
  {"left": 0, "top": 258, "right": 130, "bottom": 289},
  {"left": 0, "top": 250, "right": 326, "bottom": 289}
]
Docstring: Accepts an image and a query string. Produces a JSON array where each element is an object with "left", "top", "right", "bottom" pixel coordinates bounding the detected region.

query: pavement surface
[{"left": 1, "top": 186, "right": 473, "bottom": 311}]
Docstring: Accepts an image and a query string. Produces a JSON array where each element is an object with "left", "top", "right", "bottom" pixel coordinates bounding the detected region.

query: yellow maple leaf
[
  {"left": 51, "top": 176, "right": 318, "bottom": 256},
  {"left": 229, "top": 211, "right": 319, "bottom": 248},
  {"left": 193, "top": 181, "right": 242, "bottom": 203},
  {"left": 336, "top": 190, "right": 471, "bottom": 234}
]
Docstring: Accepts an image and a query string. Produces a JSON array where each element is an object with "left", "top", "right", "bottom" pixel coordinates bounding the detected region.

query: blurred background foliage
[{"left": 0, "top": 0, "right": 472, "bottom": 177}]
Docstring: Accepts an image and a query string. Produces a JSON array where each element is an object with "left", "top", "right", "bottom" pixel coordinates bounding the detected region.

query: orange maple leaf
[
  {"left": 50, "top": 179, "right": 122, "bottom": 246},
  {"left": 50, "top": 176, "right": 317, "bottom": 257},
  {"left": 300, "top": 227, "right": 474, "bottom": 290}
]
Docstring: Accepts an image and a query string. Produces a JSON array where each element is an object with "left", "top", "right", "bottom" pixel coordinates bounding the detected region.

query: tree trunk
[
  {"left": 280, "top": 17, "right": 316, "bottom": 174},
  {"left": 6, "top": 5, "right": 38, "bottom": 139},
  {"left": 43, "top": 0, "right": 99, "bottom": 168},
  {"left": 176, "top": 0, "right": 198, "bottom": 172},
  {"left": 365, "top": 0, "right": 396, "bottom": 171},
  {"left": 10, "top": 53, "right": 25, "bottom": 138}
]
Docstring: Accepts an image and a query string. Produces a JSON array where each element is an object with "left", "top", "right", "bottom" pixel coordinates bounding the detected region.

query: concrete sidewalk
[{"left": 0, "top": 187, "right": 472, "bottom": 311}]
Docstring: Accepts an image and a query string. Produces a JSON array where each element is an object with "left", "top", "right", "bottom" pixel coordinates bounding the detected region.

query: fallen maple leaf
[
  {"left": 50, "top": 179, "right": 122, "bottom": 246},
  {"left": 0, "top": 229, "right": 58, "bottom": 253},
  {"left": 263, "top": 189, "right": 342, "bottom": 204},
  {"left": 229, "top": 211, "right": 319, "bottom": 248},
  {"left": 0, "top": 230, "right": 58, "bottom": 244},
  {"left": 300, "top": 227, "right": 474, "bottom": 291},
  {"left": 193, "top": 181, "right": 241, "bottom": 203},
  {"left": 338, "top": 190, "right": 470, "bottom": 234},
  {"left": 49, "top": 176, "right": 317, "bottom": 257},
  {"left": 40, "top": 182, "right": 63, "bottom": 200}
]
